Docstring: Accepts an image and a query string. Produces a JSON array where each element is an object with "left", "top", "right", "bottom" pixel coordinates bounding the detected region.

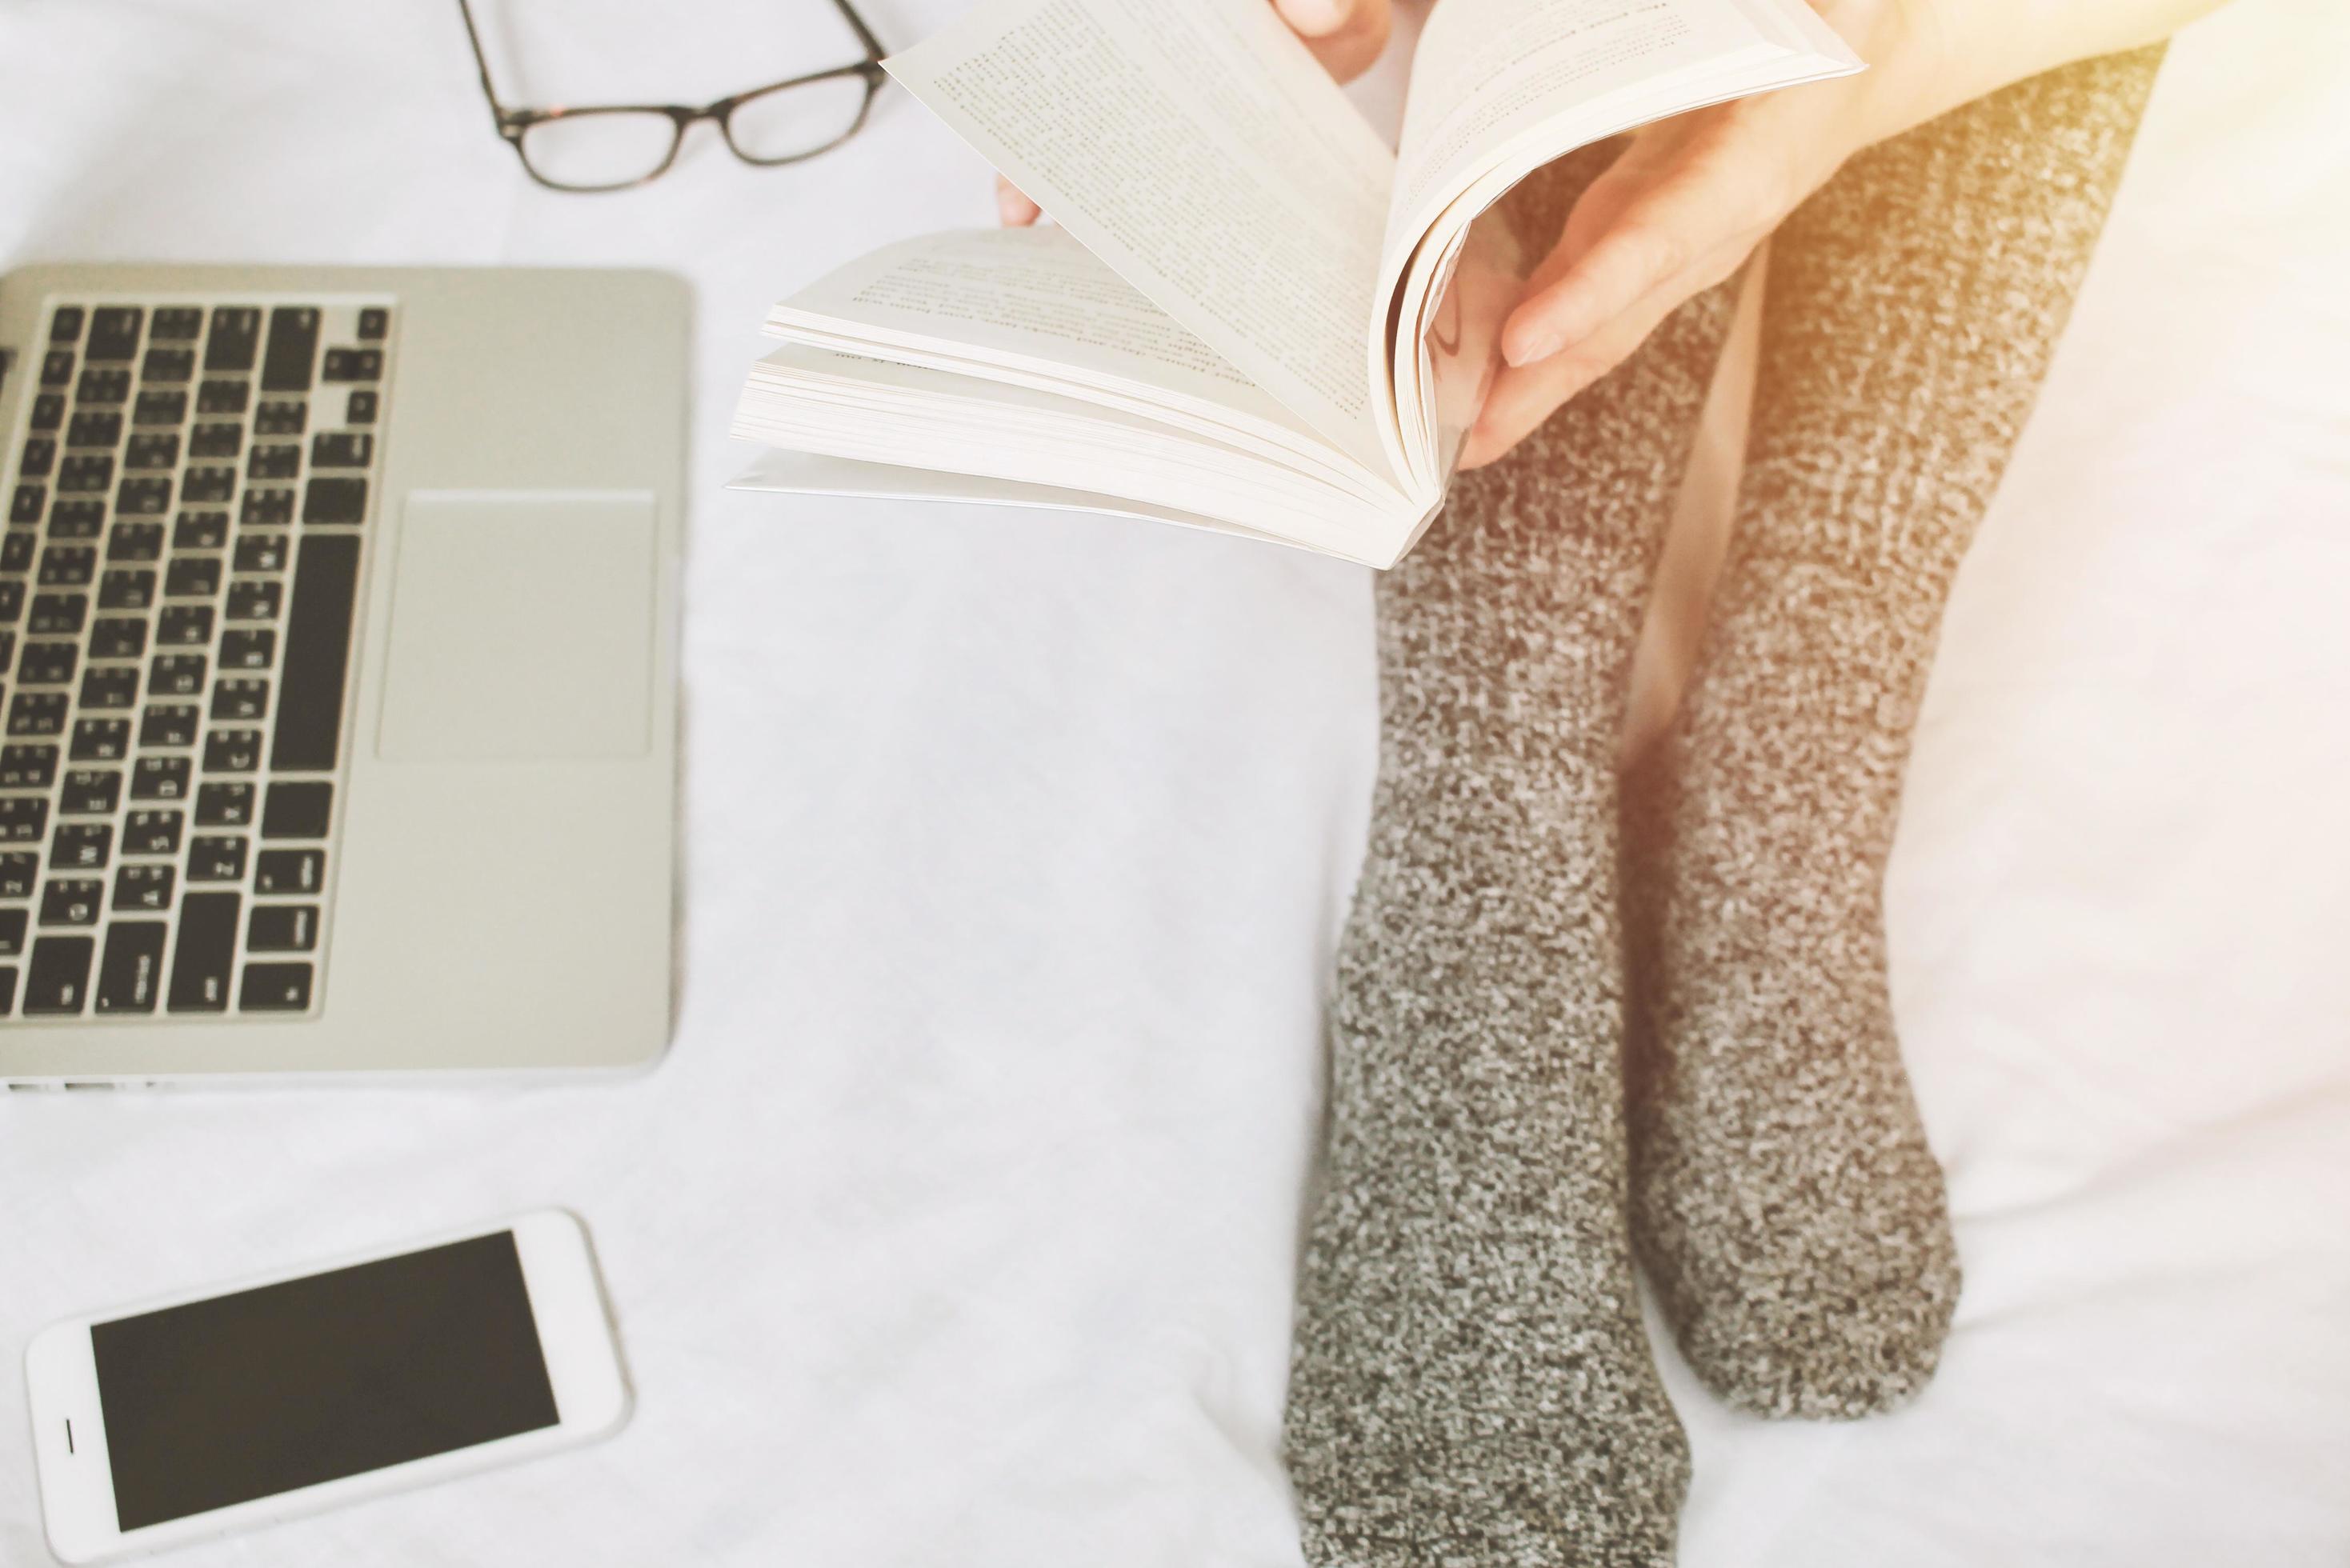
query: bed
[{"left": 2, "top": 1, "right": 2344, "bottom": 1563}]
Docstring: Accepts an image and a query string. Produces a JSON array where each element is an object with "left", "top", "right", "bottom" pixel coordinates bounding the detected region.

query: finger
[
  {"left": 1274, "top": 0, "right": 1391, "bottom": 82},
  {"left": 996, "top": 176, "right": 1041, "bottom": 226},
  {"left": 1500, "top": 146, "right": 1776, "bottom": 367},
  {"left": 1461, "top": 258, "right": 1730, "bottom": 469}
]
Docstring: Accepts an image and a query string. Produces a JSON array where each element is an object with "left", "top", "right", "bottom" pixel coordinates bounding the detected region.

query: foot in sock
[
  {"left": 1282, "top": 214, "right": 1735, "bottom": 1562},
  {"left": 1621, "top": 50, "right": 2167, "bottom": 1421}
]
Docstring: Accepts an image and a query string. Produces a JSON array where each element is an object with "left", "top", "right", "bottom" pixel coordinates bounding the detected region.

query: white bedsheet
[{"left": 2, "top": 2, "right": 2344, "bottom": 1564}]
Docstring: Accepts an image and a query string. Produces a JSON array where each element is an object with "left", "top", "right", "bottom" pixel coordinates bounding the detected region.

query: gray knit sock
[
  {"left": 1622, "top": 50, "right": 2167, "bottom": 1421},
  {"left": 1283, "top": 154, "right": 1732, "bottom": 1559}
]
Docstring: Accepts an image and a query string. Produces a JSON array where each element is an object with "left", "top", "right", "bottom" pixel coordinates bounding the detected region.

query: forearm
[{"left": 1832, "top": 0, "right": 2227, "bottom": 146}]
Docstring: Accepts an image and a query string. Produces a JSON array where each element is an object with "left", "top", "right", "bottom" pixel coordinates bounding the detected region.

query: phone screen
[{"left": 89, "top": 1230, "right": 560, "bottom": 1531}]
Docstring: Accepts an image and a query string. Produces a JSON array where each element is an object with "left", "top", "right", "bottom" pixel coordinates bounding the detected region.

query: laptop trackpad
[{"left": 377, "top": 490, "right": 657, "bottom": 761}]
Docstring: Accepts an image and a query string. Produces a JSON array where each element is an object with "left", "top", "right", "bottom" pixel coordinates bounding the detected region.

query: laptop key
[
  {"left": 122, "top": 811, "right": 183, "bottom": 858},
  {"left": 150, "top": 654, "right": 206, "bottom": 697},
  {"left": 197, "top": 378, "right": 250, "bottom": 415},
  {"left": 186, "top": 835, "right": 246, "bottom": 882},
  {"left": 248, "top": 442, "right": 300, "bottom": 481},
  {"left": 190, "top": 422, "right": 241, "bottom": 458},
  {"left": 221, "top": 628, "right": 274, "bottom": 669},
  {"left": 113, "top": 864, "right": 174, "bottom": 913},
  {"left": 195, "top": 782, "right": 254, "bottom": 827},
  {"left": 139, "top": 704, "right": 197, "bottom": 748},
  {"left": 9, "top": 486, "right": 44, "bottom": 524},
  {"left": 126, "top": 432, "right": 181, "bottom": 470},
  {"left": 203, "top": 730, "right": 261, "bottom": 773},
  {"left": 70, "top": 718, "right": 130, "bottom": 762},
  {"left": 30, "top": 394, "right": 66, "bottom": 431},
  {"left": 2, "top": 534, "right": 35, "bottom": 573},
  {"left": 8, "top": 692, "right": 66, "bottom": 736},
  {"left": 239, "top": 962, "right": 312, "bottom": 1013},
  {"left": 133, "top": 389, "right": 187, "bottom": 426},
  {"left": 167, "top": 892, "right": 238, "bottom": 1012},
  {"left": 59, "top": 769, "right": 122, "bottom": 815},
  {"left": 151, "top": 306, "right": 202, "bottom": 341},
  {"left": 58, "top": 454, "right": 112, "bottom": 494},
  {"left": 48, "top": 500, "right": 105, "bottom": 540},
  {"left": 95, "top": 920, "right": 166, "bottom": 1014},
  {"left": 51, "top": 822, "right": 110, "bottom": 871},
  {"left": 79, "top": 666, "right": 138, "bottom": 710},
  {"left": 321, "top": 348, "right": 382, "bottom": 382},
  {"left": 261, "top": 307, "right": 320, "bottom": 392},
  {"left": 50, "top": 307, "right": 86, "bottom": 343},
  {"left": 19, "top": 439, "right": 55, "bottom": 480},
  {"left": 254, "top": 848, "right": 323, "bottom": 896},
  {"left": 107, "top": 523, "right": 164, "bottom": 563},
  {"left": 0, "top": 907, "right": 22, "bottom": 957},
  {"left": 302, "top": 477, "right": 368, "bottom": 526},
  {"left": 174, "top": 510, "right": 230, "bottom": 550},
  {"left": 270, "top": 534, "right": 357, "bottom": 770},
  {"left": 76, "top": 367, "right": 131, "bottom": 405},
  {"left": 227, "top": 580, "right": 282, "bottom": 622},
  {"left": 254, "top": 401, "right": 306, "bottom": 437},
  {"left": 65, "top": 410, "right": 121, "bottom": 448},
  {"left": 91, "top": 618, "right": 146, "bottom": 661},
  {"left": 132, "top": 756, "right": 192, "bottom": 802},
  {"left": 261, "top": 781, "right": 331, "bottom": 838},
  {"left": 142, "top": 346, "right": 194, "bottom": 383},
  {"left": 98, "top": 570, "right": 156, "bottom": 611},
  {"left": 117, "top": 477, "right": 172, "bottom": 516},
  {"left": 356, "top": 307, "right": 388, "bottom": 341},
  {"left": 158, "top": 605, "right": 213, "bottom": 646},
  {"left": 0, "top": 796, "right": 49, "bottom": 842},
  {"left": 311, "top": 432, "right": 372, "bottom": 468},
  {"left": 0, "top": 853, "right": 34, "bottom": 897},
  {"left": 24, "top": 935, "right": 94, "bottom": 1015},
  {"left": 210, "top": 678, "right": 266, "bottom": 722},
  {"left": 205, "top": 307, "right": 262, "bottom": 373},
  {"left": 246, "top": 904, "right": 317, "bottom": 953},
  {"left": 86, "top": 307, "right": 142, "bottom": 362},
  {"left": 0, "top": 744, "right": 57, "bottom": 789},
  {"left": 39, "top": 878, "right": 102, "bottom": 926},
  {"left": 232, "top": 535, "right": 286, "bottom": 575},
  {"left": 28, "top": 593, "right": 86, "bottom": 634},
  {"left": 41, "top": 350, "right": 74, "bottom": 386}
]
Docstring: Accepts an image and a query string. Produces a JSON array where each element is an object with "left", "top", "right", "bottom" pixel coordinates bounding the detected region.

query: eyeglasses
[{"left": 457, "top": 0, "right": 888, "bottom": 193}]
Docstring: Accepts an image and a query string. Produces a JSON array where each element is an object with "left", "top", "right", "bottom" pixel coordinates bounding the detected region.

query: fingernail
[
  {"left": 1276, "top": 0, "right": 1347, "bottom": 35},
  {"left": 1506, "top": 332, "right": 1562, "bottom": 368},
  {"left": 997, "top": 186, "right": 1032, "bottom": 225}
]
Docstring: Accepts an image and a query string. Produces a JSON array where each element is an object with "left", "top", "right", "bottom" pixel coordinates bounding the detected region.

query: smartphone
[{"left": 25, "top": 1210, "right": 630, "bottom": 1565}]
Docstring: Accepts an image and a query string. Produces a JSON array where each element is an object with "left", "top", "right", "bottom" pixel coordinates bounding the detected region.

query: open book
[{"left": 731, "top": 0, "right": 1859, "bottom": 568}]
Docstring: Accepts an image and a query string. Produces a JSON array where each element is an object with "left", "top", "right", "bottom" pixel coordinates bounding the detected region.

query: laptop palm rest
[{"left": 377, "top": 490, "right": 657, "bottom": 762}]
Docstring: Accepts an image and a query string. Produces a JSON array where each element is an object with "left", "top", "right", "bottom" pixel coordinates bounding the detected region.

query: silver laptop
[{"left": 0, "top": 264, "right": 684, "bottom": 1083}]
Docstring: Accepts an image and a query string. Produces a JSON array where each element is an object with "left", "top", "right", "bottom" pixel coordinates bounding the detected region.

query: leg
[
  {"left": 1283, "top": 150, "right": 1736, "bottom": 1565},
  {"left": 1623, "top": 48, "right": 2168, "bottom": 1419}
]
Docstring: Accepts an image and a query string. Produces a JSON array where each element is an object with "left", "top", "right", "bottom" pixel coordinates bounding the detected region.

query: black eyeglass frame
[{"left": 456, "top": 0, "right": 888, "bottom": 193}]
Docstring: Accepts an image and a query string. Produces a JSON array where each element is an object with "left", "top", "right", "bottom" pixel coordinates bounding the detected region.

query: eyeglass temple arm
[
  {"left": 454, "top": 0, "right": 518, "bottom": 129},
  {"left": 828, "top": 0, "right": 889, "bottom": 62}
]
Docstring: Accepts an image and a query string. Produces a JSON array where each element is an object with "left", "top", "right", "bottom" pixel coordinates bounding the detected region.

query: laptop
[{"left": 0, "top": 264, "right": 685, "bottom": 1083}]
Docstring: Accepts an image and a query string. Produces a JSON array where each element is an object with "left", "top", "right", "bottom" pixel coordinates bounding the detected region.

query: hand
[
  {"left": 997, "top": 0, "right": 1393, "bottom": 224},
  {"left": 1461, "top": 0, "right": 1963, "bottom": 467}
]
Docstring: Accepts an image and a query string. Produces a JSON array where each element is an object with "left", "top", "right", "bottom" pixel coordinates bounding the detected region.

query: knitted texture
[
  {"left": 1283, "top": 139, "right": 1739, "bottom": 1564},
  {"left": 1621, "top": 48, "right": 2168, "bottom": 1420}
]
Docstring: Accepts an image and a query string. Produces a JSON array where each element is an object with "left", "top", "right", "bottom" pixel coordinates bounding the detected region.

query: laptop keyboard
[{"left": 2, "top": 296, "right": 387, "bottom": 1021}]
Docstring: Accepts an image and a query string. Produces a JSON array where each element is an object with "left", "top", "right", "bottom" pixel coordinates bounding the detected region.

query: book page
[
  {"left": 772, "top": 226, "right": 1324, "bottom": 446},
  {"left": 885, "top": 0, "right": 1399, "bottom": 474},
  {"left": 1388, "top": 0, "right": 1783, "bottom": 252}
]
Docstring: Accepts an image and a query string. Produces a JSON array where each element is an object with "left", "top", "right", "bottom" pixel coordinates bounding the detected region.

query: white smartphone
[{"left": 25, "top": 1210, "right": 630, "bottom": 1565}]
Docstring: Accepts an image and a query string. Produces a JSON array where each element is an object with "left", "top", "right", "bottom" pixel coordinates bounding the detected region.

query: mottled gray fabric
[
  {"left": 1623, "top": 48, "right": 2166, "bottom": 1421},
  {"left": 1283, "top": 146, "right": 1739, "bottom": 1566},
  {"left": 1284, "top": 52, "right": 2163, "bottom": 1566}
]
